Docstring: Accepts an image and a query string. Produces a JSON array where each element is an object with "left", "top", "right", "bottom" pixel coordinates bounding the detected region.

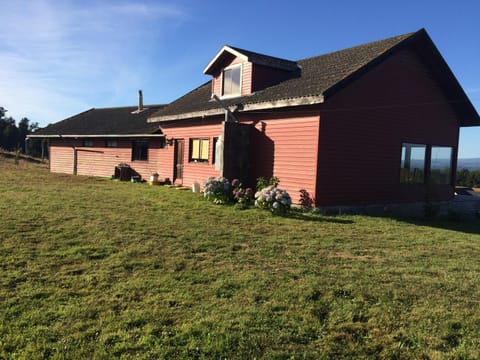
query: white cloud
[{"left": 0, "top": 0, "right": 188, "bottom": 125}]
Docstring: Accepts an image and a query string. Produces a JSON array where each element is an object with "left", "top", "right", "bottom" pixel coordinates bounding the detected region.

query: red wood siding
[
  {"left": 49, "top": 138, "right": 167, "bottom": 180},
  {"left": 241, "top": 62, "right": 252, "bottom": 96},
  {"left": 252, "top": 64, "right": 293, "bottom": 92},
  {"left": 244, "top": 112, "right": 320, "bottom": 204},
  {"left": 212, "top": 75, "right": 222, "bottom": 97},
  {"left": 49, "top": 139, "right": 76, "bottom": 174},
  {"left": 161, "top": 112, "right": 320, "bottom": 204},
  {"left": 159, "top": 118, "right": 224, "bottom": 186},
  {"left": 317, "top": 47, "right": 460, "bottom": 206}
]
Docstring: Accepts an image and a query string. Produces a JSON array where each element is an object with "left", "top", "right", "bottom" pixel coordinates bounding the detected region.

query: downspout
[
  {"left": 211, "top": 94, "right": 239, "bottom": 122},
  {"left": 211, "top": 94, "right": 240, "bottom": 178}
]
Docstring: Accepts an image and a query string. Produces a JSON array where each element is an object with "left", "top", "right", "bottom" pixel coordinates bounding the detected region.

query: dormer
[{"left": 203, "top": 45, "right": 300, "bottom": 99}]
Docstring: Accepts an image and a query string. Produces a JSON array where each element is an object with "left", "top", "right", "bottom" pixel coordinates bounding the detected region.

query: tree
[
  {"left": 456, "top": 168, "right": 470, "bottom": 186},
  {"left": 0, "top": 107, "right": 41, "bottom": 153}
]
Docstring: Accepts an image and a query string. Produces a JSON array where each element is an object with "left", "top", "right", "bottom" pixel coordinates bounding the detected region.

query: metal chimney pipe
[{"left": 138, "top": 90, "right": 143, "bottom": 111}]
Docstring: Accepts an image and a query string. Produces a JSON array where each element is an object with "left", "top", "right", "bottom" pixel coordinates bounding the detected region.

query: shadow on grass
[
  {"left": 358, "top": 210, "right": 480, "bottom": 234},
  {"left": 394, "top": 216, "right": 480, "bottom": 235},
  {"left": 285, "top": 210, "right": 354, "bottom": 224}
]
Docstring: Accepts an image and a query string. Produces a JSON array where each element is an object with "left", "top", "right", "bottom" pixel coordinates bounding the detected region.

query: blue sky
[{"left": 1, "top": 0, "right": 479, "bottom": 157}]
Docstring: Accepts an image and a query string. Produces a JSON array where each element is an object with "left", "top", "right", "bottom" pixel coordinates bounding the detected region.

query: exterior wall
[
  {"left": 317, "top": 47, "right": 460, "bottom": 206},
  {"left": 159, "top": 117, "right": 224, "bottom": 185},
  {"left": 241, "top": 62, "right": 252, "bottom": 96},
  {"left": 48, "top": 138, "right": 167, "bottom": 180},
  {"left": 159, "top": 111, "right": 320, "bottom": 204},
  {"left": 242, "top": 111, "right": 320, "bottom": 204},
  {"left": 49, "top": 140, "right": 76, "bottom": 174},
  {"left": 251, "top": 64, "right": 294, "bottom": 92}
]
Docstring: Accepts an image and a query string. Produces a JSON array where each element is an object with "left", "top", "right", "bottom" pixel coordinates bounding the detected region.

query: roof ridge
[
  {"left": 227, "top": 45, "right": 297, "bottom": 64},
  {"left": 297, "top": 30, "right": 417, "bottom": 62}
]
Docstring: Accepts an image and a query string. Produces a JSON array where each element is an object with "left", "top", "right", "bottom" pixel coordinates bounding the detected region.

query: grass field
[{"left": 1, "top": 156, "right": 480, "bottom": 359}]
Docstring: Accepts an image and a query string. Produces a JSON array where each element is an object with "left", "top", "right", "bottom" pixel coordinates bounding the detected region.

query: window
[
  {"left": 106, "top": 139, "right": 118, "bottom": 148},
  {"left": 400, "top": 143, "right": 426, "bottom": 184},
  {"left": 430, "top": 146, "right": 453, "bottom": 184},
  {"left": 222, "top": 65, "right": 241, "bottom": 96},
  {"left": 83, "top": 140, "right": 94, "bottom": 147},
  {"left": 212, "top": 137, "right": 218, "bottom": 164},
  {"left": 132, "top": 140, "right": 148, "bottom": 161},
  {"left": 189, "top": 138, "right": 209, "bottom": 163}
]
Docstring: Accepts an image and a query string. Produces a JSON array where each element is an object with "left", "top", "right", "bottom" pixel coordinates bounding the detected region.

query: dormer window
[
  {"left": 204, "top": 45, "right": 298, "bottom": 98},
  {"left": 222, "top": 64, "right": 241, "bottom": 96}
]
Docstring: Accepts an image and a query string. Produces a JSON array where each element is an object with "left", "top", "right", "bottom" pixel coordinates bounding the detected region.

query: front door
[{"left": 174, "top": 139, "right": 184, "bottom": 183}]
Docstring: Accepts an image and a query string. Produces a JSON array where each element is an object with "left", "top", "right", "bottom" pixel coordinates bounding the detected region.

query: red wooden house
[{"left": 31, "top": 29, "right": 479, "bottom": 207}]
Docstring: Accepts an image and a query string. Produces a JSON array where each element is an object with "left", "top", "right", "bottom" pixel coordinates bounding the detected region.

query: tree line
[
  {"left": 0, "top": 106, "right": 45, "bottom": 156},
  {"left": 456, "top": 168, "right": 480, "bottom": 188}
]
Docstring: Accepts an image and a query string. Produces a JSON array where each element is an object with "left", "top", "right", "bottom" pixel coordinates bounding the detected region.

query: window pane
[
  {"left": 230, "top": 66, "right": 241, "bottom": 94},
  {"left": 400, "top": 143, "right": 426, "bottom": 184},
  {"left": 132, "top": 140, "right": 148, "bottom": 161},
  {"left": 430, "top": 146, "right": 452, "bottom": 184},
  {"left": 191, "top": 139, "right": 200, "bottom": 159},
  {"left": 223, "top": 69, "right": 232, "bottom": 94},
  {"left": 222, "top": 66, "right": 241, "bottom": 96},
  {"left": 200, "top": 139, "right": 209, "bottom": 160}
]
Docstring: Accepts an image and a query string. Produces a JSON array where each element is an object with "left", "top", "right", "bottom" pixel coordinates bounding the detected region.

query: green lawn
[{"left": 1, "top": 156, "right": 480, "bottom": 359}]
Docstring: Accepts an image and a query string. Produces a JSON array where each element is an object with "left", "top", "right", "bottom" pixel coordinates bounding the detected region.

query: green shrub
[{"left": 256, "top": 176, "right": 279, "bottom": 191}]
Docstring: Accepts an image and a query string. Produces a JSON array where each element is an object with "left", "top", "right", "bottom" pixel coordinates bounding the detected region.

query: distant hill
[{"left": 457, "top": 158, "right": 480, "bottom": 171}]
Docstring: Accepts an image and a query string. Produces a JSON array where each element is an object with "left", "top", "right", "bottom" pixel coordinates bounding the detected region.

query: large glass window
[
  {"left": 222, "top": 65, "right": 241, "bottom": 96},
  {"left": 400, "top": 143, "right": 426, "bottom": 184},
  {"left": 430, "top": 146, "right": 453, "bottom": 184},
  {"left": 189, "top": 138, "right": 209, "bottom": 163},
  {"left": 132, "top": 140, "right": 148, "bottom": 161}
]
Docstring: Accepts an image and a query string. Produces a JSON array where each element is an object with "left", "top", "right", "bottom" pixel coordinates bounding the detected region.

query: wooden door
[{"left": 174, "top": 139, "right": 184, "bottom": 183}]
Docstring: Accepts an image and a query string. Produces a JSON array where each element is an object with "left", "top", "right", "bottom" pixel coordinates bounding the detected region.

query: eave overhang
[
  {"left": 148, "top": 94, "right": 324, "bottom": 123},
  {"left": 203, "top": 46, "right": 248, "bottom": 75},
  {"left": 27, "top": 134, "right": 165, "bottom": 139}
]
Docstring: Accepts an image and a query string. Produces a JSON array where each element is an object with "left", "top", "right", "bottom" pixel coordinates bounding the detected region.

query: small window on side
[
  {"left": 189, "top": 138, "right": 209, "bottom": 163},
  {"left": 83, "top": 140, "right": 94, "bottom": 147},
  {"left": 132, "top": 140, "right": 148, "bottom": 161},
  {"left": 400, "top": 143, "right": 426, "bottom": 184},
  {"left": 106, "top": 139, "right": 118, "bottom": 148},
  {"left": 212, "top": 137, "right": 218, "bottom": 164}
]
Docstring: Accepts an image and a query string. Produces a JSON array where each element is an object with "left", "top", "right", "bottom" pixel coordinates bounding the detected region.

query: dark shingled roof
[
  {"left": 34, "top": 105, "right": 166, "bottom": 136},
  {"left": 150, "top": 29, "right": 479, "bottom": 126}
]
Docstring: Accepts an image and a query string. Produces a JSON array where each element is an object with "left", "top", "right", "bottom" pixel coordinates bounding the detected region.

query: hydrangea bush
[
  {"left": 203, "top": 176, "right": 290, "bottom": 214},
  {"left": 255, "top": 186, "right": 292, "bottom": 215},
  {"left": 231, "top": 178, "right": 254, "bottom": 209},
  {"left": 203, "top": 177, "right": 231, "bottom": 204}
]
